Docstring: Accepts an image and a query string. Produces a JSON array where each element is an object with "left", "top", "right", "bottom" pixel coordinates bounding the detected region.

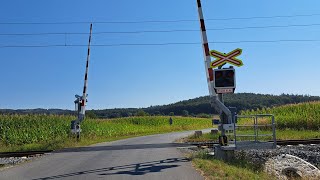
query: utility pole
[{"left": 71, "top": 23, "right": 93, "bottom": 139}]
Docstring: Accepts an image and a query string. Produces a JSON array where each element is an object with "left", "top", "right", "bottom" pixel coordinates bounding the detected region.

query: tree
[
  {"left": 110, "top": 112, "right": 121, "bottom": 118},
  {"left": 182, "top": 110, "right": 189, "bottom": 117},
  {"left": 86, "top": 111, "right": 97, "bottom": 119},
  {"left": 154, "top": 111, "right": 161, "bottom": 116},
  {"left": 136, "top": 110, "right": 147, "bottom": 116},
  {"left": 169, "top": 112, "right": 174, "bottom": 116}
]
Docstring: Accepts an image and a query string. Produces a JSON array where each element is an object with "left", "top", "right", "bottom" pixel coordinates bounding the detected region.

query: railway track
[
  {"left": 276, "top": 139, "right": 320, "bottom": 146},
  {"left": 1, "top": 139, "right": 320, "bottom": 158},
  {"left": 0, "top": 150, "right": 52, "bottom": 158},
  {"left": 188, "top": 138, "right": 320, "bottom": 148}
]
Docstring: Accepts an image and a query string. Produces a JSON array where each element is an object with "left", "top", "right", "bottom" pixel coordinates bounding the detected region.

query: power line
[
  {"left": 207, "top": 23, "right": 320, "bottom": 31},
  {"left": 1, "top": 23, "right": 320, "bottom": 36},
  {"left": 0, "top": 32, "right": 87, "bottom": 36},
  {"left": 0, "top": 13, "right": 320, "bottom": 25},
  {"left": 0, "top": 39, "right": 319, "bottom": 48},
  {"left": 206, "top": 13, "right": 320, "bottom": 21}
]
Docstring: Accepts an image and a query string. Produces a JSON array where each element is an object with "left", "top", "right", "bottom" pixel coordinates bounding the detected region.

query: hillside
[
  {"left": 92, "top": 93, "right": 320, "bottom": 118},
  {"left": 1, "top": 93, "right": 319, "bottom": 118}
]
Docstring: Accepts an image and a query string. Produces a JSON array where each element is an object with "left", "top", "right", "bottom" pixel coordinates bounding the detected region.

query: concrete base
[{"left": 214, "top": 145, "right": 235, "bottom": 162}]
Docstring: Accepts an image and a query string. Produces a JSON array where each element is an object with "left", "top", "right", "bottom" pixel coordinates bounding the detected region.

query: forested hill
[
  {"left": 91, "top": 93, "right": 320, "bottom": 118},
  {"left": 1, "top": 93, "right": 319, "bottom": 118},
  {"left": 142, "top": 93, "right": 320, "bottom": 116}
]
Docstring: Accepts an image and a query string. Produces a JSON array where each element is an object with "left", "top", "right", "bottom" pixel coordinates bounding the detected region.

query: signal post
[
  {"left": 196, "top": 0, "right": 276, "bottom": 160},
  {"left": 70, "top": 24, "right": 93, "bottom": 139},
  {"left": 196, "top": 0, "right": 242, "bottom": 147},
  {"left": 197, "top": 0, "right": 276, "bottom": 160}
]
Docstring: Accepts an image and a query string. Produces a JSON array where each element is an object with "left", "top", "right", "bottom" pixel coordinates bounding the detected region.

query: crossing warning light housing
[{"left": 213, "top": 68, "right": 236, "bottom": 94}]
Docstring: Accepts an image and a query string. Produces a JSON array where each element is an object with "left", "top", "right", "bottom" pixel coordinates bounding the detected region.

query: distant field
[
  {"left": 240, "top": 101, "right": 320, "bottom": 130},
  {"left": 0, "top": 115, "right": 211, "bottom": 152},
  {"left": 185, "top": 101, "right": 320, "bottom": 142}
]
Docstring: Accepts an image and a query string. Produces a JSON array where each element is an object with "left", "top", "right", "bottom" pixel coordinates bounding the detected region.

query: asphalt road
[{"left": 0, "top": 129, "right": 211, "bottom": 180}]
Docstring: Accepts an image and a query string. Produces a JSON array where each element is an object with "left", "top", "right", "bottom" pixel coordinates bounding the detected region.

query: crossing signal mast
[
  {"left": 196, "top": 0, "right": 235, "bottom": 143},
  {"left": 196, "top": 0, "right": 276, "bottom": 155},
  {"left": 71, "top": 23, "right": 93, "bottom": 139}
]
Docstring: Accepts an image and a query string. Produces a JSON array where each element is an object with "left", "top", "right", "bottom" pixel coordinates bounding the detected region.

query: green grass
[
  {"left": 192, "top": 152, "right": 271, "bottom": 180},
  {"left": 186, "top": 132, "right": 220, "bottom": 142},
  {"left": 0, "top": 115, "right": 212, "bottom": 152}
]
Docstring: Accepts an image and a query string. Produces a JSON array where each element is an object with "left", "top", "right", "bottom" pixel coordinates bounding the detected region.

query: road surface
[{"left": 0, "top": 129, "right": 211, "bottom": 180}]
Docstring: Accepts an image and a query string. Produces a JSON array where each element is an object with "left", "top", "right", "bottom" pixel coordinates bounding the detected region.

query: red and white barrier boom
[
  {"left": 71, "top": 23, "right": 93, "bottom": 138},
  {"left": 196, "top": 0, "right": 233, "bottom": 141}
]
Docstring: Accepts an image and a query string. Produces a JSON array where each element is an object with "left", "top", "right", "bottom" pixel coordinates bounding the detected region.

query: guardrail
[{"left": 234, "top": 114, "right": 276, "bottom": 149}]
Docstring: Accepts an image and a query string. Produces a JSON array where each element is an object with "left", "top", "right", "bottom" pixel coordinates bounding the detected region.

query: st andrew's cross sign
[{"left": 210, "top": 48, "right": 243, "bottom": 68}]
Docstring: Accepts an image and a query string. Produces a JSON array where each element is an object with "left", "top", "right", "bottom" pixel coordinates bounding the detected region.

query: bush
[
  {"left": 196, "top": 113, "right": 211, "bottom": 118},
  {"left": 182, "top": 110, "right": 189, "bottom": 117}
]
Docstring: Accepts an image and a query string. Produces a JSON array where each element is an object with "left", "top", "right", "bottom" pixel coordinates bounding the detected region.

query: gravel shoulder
[{"left": 236, "top": 144, "right": 320, "bottom": 169}]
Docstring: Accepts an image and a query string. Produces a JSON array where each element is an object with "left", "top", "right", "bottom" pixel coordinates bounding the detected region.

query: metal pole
[
  {"left": 254, "top": 116, "right": 257, "bottom": 142},
  {"left": 272, "top": 115, "right": 277, "bottom": 148},
  {"left": 79, "top": 23, "right": 93, "bottom": 121}
]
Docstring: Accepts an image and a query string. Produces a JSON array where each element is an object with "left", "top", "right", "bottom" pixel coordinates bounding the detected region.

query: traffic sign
[
  {"left": 210, "top": 48, "right": 243, "bottom": 68},
  {"left": 216, "top": 88, "right": 234, "bottom": 94}
]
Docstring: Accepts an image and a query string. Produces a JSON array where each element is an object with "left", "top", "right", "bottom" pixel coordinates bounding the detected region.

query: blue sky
[{"left": 1, "top": 0, "right": 320, "bottom": 110}]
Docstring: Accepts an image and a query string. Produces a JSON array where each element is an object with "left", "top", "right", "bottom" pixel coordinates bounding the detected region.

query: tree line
[
  {"left": 1, "top": 93, "right": 319, "bottom": 119},
  {"left": 90, "top": 93, "right": 320, "bottom": 118}
]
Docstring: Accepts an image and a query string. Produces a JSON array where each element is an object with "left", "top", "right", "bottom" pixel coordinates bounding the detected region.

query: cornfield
[
  {"left": 241, "top": 101, "right": 320, "bottom": 130},
  {"left": 0, "top": 115, "right": 211, "bottom": 146}
]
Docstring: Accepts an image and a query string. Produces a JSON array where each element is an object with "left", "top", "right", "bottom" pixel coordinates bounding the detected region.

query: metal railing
[{"left": 234, "top": 114, "right": 276, "bottom": 149}]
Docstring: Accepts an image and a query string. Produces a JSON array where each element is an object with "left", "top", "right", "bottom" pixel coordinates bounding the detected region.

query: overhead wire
[
  {"left": 0, "top": 23, "right": 320, "bottom": 36},
  {"left": 0, "top": 13, "right": 320, "bottom": 25},
  {"left": 0, "top": 39, "right": 319, "bottom": 48},
  {"left": 0, "top": 13, "right": 319, "bottom": 48}
]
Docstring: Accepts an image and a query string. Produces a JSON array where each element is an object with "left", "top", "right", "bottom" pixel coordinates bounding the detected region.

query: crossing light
[{"left": 213, "top": 67, "right": 236, "bottom": 94}]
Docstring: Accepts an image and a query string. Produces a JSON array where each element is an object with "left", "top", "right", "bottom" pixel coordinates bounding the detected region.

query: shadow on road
[
  {"left": 32, "top": 157, "right": 190, "bottom": 180},
  {"left": 53, "top": 143, "right": 192, "bottom": 153}
]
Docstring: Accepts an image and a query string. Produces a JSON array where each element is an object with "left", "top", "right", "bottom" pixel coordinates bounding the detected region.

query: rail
[
  {"left": 234, "top": 114, "right": 276, "bottom": 149},
  {"left": 187, "top": 138, "right": 320, "bottom": 148}
]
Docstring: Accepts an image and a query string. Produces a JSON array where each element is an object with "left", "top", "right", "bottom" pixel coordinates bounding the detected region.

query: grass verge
[
  {"left": 191, "top": 151, "right": 271, "bottom": 180},
  {"left": 185, "top": 129, "right": 320, "bottom": 143}
]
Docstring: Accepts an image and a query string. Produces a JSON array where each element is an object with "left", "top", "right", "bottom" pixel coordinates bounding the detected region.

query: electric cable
[
  {"left": 0, "top": 23, "right": 319, "bottom": 36},
  {"left": 0, "top": 13, "right": 319, "bottom": 25},
  {"left": 0, "top": 39, "right": 319, "bottom": 48}
]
